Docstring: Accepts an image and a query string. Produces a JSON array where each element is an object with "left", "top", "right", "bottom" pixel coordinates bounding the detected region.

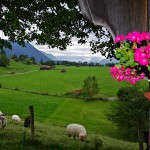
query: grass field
[
  {"left": 0, "top": 59, "right": 39, "bottom": 75},
  {"left": 0, "top": 88, "right": 140, "bottom": 150},
  {"left": 0, "top": 62, "right": 139, "bottom": 97},
  {"left": 0, "top": 61, "right": 147, "bottom": 149}
]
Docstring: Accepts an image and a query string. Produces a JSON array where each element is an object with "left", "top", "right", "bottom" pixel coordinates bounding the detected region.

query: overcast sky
[
  {"left": 0, "top": 31, "right": 104, "bottom": 61},
  {"left": 31, "top": 36, "right": 104, "bottom": 61}
]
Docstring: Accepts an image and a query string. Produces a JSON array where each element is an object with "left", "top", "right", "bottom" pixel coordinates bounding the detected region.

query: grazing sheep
[
  {"left": 24, "top": 116, "right": 31, "bottom": 127},
  {"left": 12, "top": 115, "right": 21, "bottom": 122},
  {"left": 0, "top": 114, "right": 7, "bottom": 129},
  {"left": 66, "top": 123, "right": 87, "bottom": 141}
]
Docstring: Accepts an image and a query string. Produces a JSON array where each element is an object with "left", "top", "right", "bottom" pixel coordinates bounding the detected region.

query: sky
[
  {"left": 0, "top": 31, "right": 104, "bottom": 62},
  {"left": 31, "top": 36, "right": 104, "bottom": 62}
]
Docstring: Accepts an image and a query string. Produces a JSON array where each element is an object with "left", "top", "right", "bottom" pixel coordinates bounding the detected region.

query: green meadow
[
  {"left": 0, "top": 62, "right": 133, "bottom": 97},
  {"left": 0, "top": 60, "right": 147, "bottom": 149}
]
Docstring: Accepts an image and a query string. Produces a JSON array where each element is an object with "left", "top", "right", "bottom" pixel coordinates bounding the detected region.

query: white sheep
[
  {"left": 0, "top": 114, "right": 7, "bottom": 129},
  {"left": 12, "top": 115, "right": 21, "bottom": 122},
  {"left": 66, "top": 123, "right": 87, "bottom": 141}
]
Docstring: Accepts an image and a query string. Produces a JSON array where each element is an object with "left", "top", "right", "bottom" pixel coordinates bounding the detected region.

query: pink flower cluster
[
  {"left": 110, "top": 66, "right": 145, "bottom": 84},
  {"left": 110, "top": 32, "right": 150, "bottom": 84},
  {"left": 114, "top": 32, "right": 150, "bottom": 44},
  {"left": 134, "top": 45, "right": 150, "bottom": 66}
]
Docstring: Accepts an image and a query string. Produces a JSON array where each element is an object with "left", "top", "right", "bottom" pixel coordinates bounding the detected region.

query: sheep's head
[{"left": 79, "top": 133, "right": 86, "bottom": 141}]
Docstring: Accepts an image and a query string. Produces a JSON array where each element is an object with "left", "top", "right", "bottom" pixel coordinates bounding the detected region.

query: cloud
[
  {"left": 30, "top": 38, "right": 102, "bottom": 59},
  {"left": 0, "top": 30, "right": 104, "bottom": 61}
]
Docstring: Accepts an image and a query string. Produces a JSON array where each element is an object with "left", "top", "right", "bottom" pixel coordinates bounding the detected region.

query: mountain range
[
  {"left": 99, "top": 58, "right": 119, "bottom": 65},
  {"left": 56, "top": 55, "right": 88, "bottom": 62},
  {"left": 3, "top": 41, "right": 58, "bottom": 62},
  {"left": 3, "top": 41, "right": 119, "bottom": 65},
  {"left": 88, "top": 57, "right": 102, "bottom": 63}
]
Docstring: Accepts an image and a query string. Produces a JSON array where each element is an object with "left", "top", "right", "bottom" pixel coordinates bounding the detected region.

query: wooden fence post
[{"left": 29, "top": 106, "right": 34, "bottom": 141}]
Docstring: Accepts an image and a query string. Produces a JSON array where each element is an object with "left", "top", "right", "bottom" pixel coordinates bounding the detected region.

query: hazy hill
[
  {"left": 3, "top": 41, "right": 57, "bottom": 62},
  {"left": 88, "top": 57, "right": 102, "bottom": 63},
  {"left": 40, "top": 51, "right": 58, "bottom": 61},
  {"left": 56, "top": 55, "right": 88, "bottom": 62},
  {"left": 99, "top": 58, "right": 119, "bottom": 65}
]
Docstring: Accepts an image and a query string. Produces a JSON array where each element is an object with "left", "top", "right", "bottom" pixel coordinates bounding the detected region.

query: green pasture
[
  {"left": 0, "top": 88, "right": 139, "bottom": 149},
  {"left": 0, "top": 62, "right": 147, "bottom": 149},
  {"left": 0, "top": 119, "right": 139, "bottom": 150},
  {"left": 0, "top": 59, "right": 39, "bottom": 75},
  {"left": 0, "top": 63, "right": 141, "bottom": 97},
  {"left": 0, "top": 88, "right": 117, "bottom": 137}
]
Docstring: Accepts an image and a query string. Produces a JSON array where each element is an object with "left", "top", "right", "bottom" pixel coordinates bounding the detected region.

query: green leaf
[
  {"left": 120, "top": 49, "right": 127, "bottom": 55},
  {"left": 115, "top": 53, "right": 121, "bottom": 58},
  {"left": 120, "top": 57, "right": 126, "bottom": 63},
  {"left": 124, "top": 42, "right": 130, "bottom": 48},
  {"left": 115, "top": 64, "right": 121, "bottom": 68}
]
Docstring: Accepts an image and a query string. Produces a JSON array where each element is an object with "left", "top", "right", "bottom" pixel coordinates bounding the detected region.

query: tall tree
[{"left": 0, "top": 0, "right": 114, "bottom": 58}]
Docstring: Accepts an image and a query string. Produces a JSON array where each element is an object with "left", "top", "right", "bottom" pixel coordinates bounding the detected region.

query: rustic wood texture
[{"left": 78, "top": 0, "right": 148, "bottom": 38}]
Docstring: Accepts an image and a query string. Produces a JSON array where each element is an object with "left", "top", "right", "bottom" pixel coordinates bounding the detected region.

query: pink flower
[
  {"left": 110, "top": 31, "right": 149, "bottom": 85},
  {"left": 114, "top": 35, "right": 125, "bottom": 43},
  {"left": 116, "top": 75, "right": 124, "bottom": 81},
  {"left": 110, "top": 66, "right": 145, "bottom": 85},
  {"left": 145, "top": 45, "right": 150, "bottom": 53},
  {"left": 135, "top": 77, "right": 140, "bottom": 82},
  {"left": 141, "top": 32, "right": 150, "bottom": 41},
  {"left": 120, "top": 66, "right": 125, "bottom": 71},
  {"left": 134, "top": 47, "right": 149, "bottom": 66},
  {"left": 130, "top": 78, "right": 136, "bottom": 84},
  {"left": 139, "top": 58, "right": 148, "bottom": 66},
  {"left": 146, "top": 54, "right": 150, "bottom": 59},
  {"left": 134, "top": 51, "right": 140, "bottom": 61},
  {"left": 124, "top": 68, "right": 131, "bottom": 75},
  {"left": 140, "top": 73, "right": 145, "bottom": 79},
  {"left": 126, "top": 32, "right": 141, "bottom": 44}
]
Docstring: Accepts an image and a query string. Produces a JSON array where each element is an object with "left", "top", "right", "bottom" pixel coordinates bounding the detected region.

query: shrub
[
  {"left": 117, "top": 87, "right": 136, "bottom": 101},
  {"left": 61, "top": 69, "right": 66, "bottom": 72},
  {"left": 107, "top": 85, "right": 150, "bottom": 148},
  {"left": 83, "top": 76, "right": 99, "bottom": 98}
]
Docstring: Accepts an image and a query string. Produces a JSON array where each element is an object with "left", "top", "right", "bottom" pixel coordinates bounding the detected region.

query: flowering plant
[{"left": 110, "top": 32, "right": 150, "bottom": 84}]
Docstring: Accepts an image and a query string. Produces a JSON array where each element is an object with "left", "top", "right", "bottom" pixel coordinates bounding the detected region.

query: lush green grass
[
  {"left": 0, "top": 64, "right": 139, "bottom": 97},
  {"left": 0, "top": 63, "right": 147, "bottom": 149},
  {"left": 0, "top": 120, "right": 139, "bottom": 150},
  {"left": 0, "top": 88, "right": 116, "bottom": 137},
  {"left": 0, "top": 89, "right": 140, "bottom": 150},
  {"left": 0, "top": 59, "right": 39, "bottom": 75}
]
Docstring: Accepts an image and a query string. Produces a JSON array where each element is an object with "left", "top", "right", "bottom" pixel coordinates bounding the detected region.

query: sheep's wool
[
  {"left": 12, "top": 115, "right": 21, "bottom": 121},
  {"left": 66, "top": 124, "right": 86, "bottom": 140}
]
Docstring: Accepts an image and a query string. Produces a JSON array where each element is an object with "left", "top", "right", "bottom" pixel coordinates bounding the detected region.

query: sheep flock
[
  {"left": 0, "top": 111, "right": 87, "bottom": 142},
  {"left": 0, "top": 111, "right": 31, "bottom": 129}
]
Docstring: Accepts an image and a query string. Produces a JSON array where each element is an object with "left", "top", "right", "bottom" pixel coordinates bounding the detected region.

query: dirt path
[{"left": 0, "top": 70, "right": 38, "bottom": 77}]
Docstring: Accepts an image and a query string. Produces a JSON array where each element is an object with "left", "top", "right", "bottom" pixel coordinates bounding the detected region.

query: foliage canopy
[{"left": 0, "top": 0, "right": 114, "bottom": 58}]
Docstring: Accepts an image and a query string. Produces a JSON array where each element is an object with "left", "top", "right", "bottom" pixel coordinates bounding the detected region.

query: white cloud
[{"left": 30, "top": 37, "right": 103, "bottom": 60}]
